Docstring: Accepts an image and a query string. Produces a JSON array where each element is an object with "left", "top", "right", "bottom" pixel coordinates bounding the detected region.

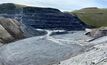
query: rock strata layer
[
  {"left": 0, "top": 3, "right": 87, "bottom": 31},
  {"left": 0, "top": 17, "right": 24, "bottom": 43}
]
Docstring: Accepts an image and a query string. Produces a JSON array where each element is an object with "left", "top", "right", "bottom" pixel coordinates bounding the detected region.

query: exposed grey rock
[
  {"left": 59, "top": 40, "right": 107, "bottom": 65},
  {"left": 0, "top": 17, "right": 48, "bottom": 43},
  {"left": 21, "top": 26, "right": 47, "bottom": 37},
  {"left": 0, "top": 36, "right": 84, "bottom": 65},
  {"left": 85, "top": 27, "right": 107, "bottom": 41},
  {"left": 0, "top": 3, "right": 87, "bottom": 30}
]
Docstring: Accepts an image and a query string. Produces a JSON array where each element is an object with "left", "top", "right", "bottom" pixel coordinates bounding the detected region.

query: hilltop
[{"left": 71, "top": 7, "right": 107, "bottom": 27}]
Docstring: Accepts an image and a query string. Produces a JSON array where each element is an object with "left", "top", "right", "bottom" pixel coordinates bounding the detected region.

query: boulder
[
  {"left": 0, "top": 17, "right": 48, "bottom": 43},
  {"left": 85, "top": 27, "right": 107, "bottom": 41},
  {"left": 0, "top": 17, "right": 24, "bottom": 39},
  {"left": 0, "top": 24, "right": 14, "bottom": 43}
]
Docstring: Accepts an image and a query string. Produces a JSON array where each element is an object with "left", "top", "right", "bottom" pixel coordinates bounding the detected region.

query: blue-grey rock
[
  {"left": 0, "top": 3, "right": 87, "bottom": 31},
  {"left": 0, "top": 36, "right": 84, "bottom": 65}
]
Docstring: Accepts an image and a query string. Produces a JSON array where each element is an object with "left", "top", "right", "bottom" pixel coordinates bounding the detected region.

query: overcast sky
[{"left": 0, "top": 0, "right": 107, "bottom": 11}]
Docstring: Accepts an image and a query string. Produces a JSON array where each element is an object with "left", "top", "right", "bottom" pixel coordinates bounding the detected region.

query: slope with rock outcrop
[
  {"left": 0, "top": 17, "right": 24, "bottom": 43},
  {"left": 0, "top": 3, "right": 87, "bottom": 31},
  {"left": 0, "top": 3, "right": 107, "bottom": 65},
  {"left": 0, "top": 17, "right": 47, "bottom": 44}
]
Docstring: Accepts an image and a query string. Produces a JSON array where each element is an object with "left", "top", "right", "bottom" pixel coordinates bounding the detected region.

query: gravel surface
[
  {"left": 0, "top": 31, "right": 87, "bottom": 65},
  {"left": 0, "top": 31, "right": 106, "bottom": 65}
]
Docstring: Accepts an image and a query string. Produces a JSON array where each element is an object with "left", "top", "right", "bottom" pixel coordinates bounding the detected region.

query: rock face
[
  {"left": 0, "top": 3, "right": 87, "bottom": 31},
  {"left": 0, "top": 17, "right": 48, "bottom": 43},
  {"left": 0, "top": 24, "right": 14, "bottom": 43},
  {"left": 0, "top": 17, "right": 24, "bottom": 39},
  {"left": 85, "top": 27, "right": 107, "bottom": 41},
  {"left": 0, "top": 17, "right": 24, "bottom": 43},
  {"left": 59, "top": 36, "right": 107, "bottom": 65}
]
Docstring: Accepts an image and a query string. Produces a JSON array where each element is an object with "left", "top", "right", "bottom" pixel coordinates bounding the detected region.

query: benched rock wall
[{"left": 0, "top": 3, "right": 87, "bottom": 30}]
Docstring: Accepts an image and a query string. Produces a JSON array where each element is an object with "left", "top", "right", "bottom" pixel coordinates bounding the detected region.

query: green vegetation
[{"left": 71, "top": 7, "right": 107, "bottom": 27}]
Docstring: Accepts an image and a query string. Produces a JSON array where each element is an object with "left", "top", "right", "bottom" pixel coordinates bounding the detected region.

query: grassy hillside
[{"left": 72, "top": 7, "right": 107, "bottom": 27}]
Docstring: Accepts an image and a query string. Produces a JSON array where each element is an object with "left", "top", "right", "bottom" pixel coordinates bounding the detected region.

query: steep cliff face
[
  {"left": 0, "top": 17, "right": 47, "bottom": 43},
  {"left": 0, "top": 17, "right": 24, "bottom": 43},
  {"left": 0, "top": 3, "right": 86, "bottom": 31}
]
